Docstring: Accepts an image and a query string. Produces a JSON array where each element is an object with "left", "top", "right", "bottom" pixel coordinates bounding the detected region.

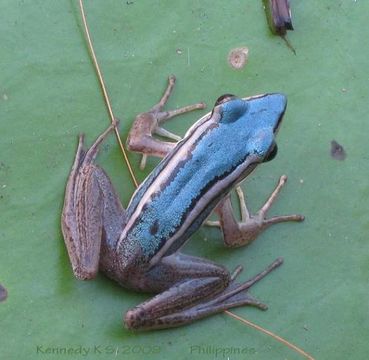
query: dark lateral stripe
[
  {"left": 154, "top": 154, "right": 258, "bottom": 258},
  {"left": 156, "top": 122, "right": 219, "bottom": 196},
  {"left": 157, "top": 152, "right": 253, "bottom": 253},
  {"left": 125, "top": 118, "right": 218, "bottom": 233},
  {"left": 126, "top": 113, "right": 214, "bottom": 218},
  {"left": 175, "top": 152, "right": 251, "bottom": 231}
]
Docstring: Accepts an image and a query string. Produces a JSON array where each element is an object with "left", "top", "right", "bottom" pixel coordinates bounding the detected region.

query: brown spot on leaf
[
  {"left": 227, "top": 47, "right": 249, "bottom": 70},
  {"left": 330, "top": 140, "right": 346, "bottom": 161},
  {"left": 0, "top": 284, "right": 8, "bottom": 302}
]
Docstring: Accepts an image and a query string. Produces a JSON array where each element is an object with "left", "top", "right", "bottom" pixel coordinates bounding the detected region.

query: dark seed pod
[
  {"left": 263, "top": 0, "right": 295, "bottom": 53},
  {"left": 263, "top": 0, "right": 293, "bottom": 35}
]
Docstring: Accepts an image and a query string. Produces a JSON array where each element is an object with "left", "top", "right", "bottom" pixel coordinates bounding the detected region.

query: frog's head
[{"left": 214, "top": 93, "right": 287, "bottom": 163}]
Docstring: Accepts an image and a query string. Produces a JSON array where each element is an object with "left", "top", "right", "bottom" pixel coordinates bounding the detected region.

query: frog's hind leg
[
  {"left": 124, "top": 254, "right": 282, "bottom": 330},
  {"left": 126, "top": 75, "right": 206, "bottom": 169},
  {"left": 214, "top": 176, "right": 304, "bottom": 248},
  {"left": 61, "top": 124, "right": 125, "bottom": 280}
]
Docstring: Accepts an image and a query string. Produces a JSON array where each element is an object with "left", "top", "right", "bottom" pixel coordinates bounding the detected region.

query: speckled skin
[{"left": 61, "top": 88, "right": 302, "bottom": 330}]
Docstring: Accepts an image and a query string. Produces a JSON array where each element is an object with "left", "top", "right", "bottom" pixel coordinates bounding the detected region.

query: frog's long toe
[
  {"left": 195, "top": 257, "right": 283, "bottom": 313},
  {"left": 215, "top": 176, "right": 304, "bottom": 248},
  {"left": 126, "top": 75, "right": 206, "bottom": 170}
]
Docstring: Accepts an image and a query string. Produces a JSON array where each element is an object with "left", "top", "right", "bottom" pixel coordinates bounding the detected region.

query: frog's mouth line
[
  {"left": 274, "top": 105, "right": 286, "bottom": 135},
  {"left": 273, "top": 115, "right": 282, "bottom": 137},
  {"left": 263, "top": 142, "right": 278, "bottom": 163}
]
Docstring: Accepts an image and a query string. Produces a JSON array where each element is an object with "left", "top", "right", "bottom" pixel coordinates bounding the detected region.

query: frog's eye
[
  {"left": 263, "top": 143, "right": 278, "bottom": 162},
  {"left": 214, "top": 94, "right": 236, "bottom": 106}
]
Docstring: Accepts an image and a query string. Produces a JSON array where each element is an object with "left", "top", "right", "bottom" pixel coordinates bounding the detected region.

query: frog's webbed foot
[
  {"left": 126, "top": 75, "right": 206, "bottom": 170},
  {"left": 215, "top": 175, "right": 304, "bottom": 247},
  {"left": 61, "top": 125, "right": 125, "bottom": 280},
  {"left": 124, "top": 256, "right": 283, "bottom": 330}
]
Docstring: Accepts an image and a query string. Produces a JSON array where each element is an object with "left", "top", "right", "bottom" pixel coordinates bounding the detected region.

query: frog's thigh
[
  {"left": 138, "top": 252, "right": 230, "bottom": 293},
  {"left": 124, "top": 253, "right": 230, "bottom": 329},
  {"left": 125, "top": 256, "right": 284, "bottom": 330},
  {"left": 62, "top": 127, "right": 125, "bottom": 281}
]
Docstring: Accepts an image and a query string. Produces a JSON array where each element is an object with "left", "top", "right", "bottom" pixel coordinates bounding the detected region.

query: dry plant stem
[
  {"left": 78, "top": 0, "right": 138, "bottom": 188},
  {"left": 77, "top": 1, "right": 312, "bottom": 358},
  {"left": 225, "top": 311, "right": 315, "bottom": 360}
]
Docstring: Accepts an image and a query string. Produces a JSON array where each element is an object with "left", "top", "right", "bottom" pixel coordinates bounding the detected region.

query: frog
[{"left": 61, "top": 75, "right": 304, "bottom": 330}]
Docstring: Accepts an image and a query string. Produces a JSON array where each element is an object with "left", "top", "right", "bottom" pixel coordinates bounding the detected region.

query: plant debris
[{"left": 262, "top": 0, "right": 296, "bottom": 54}]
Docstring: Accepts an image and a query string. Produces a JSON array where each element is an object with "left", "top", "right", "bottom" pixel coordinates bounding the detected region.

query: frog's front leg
[
  {"left": 126, "top": 75, "right": 206, "bottom": 169},
  {"left": 213, "top": 176, "right": 304, "bottom": 247},
  {"left": 124, "top": 253, "right": 283, "bottom": 330},
  {"left": 61, "top": 124, "right": 126, "bottom": 280}
]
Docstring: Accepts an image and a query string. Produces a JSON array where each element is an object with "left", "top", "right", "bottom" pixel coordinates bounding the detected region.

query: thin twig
[
  {"left": 78, "top": 0, "right": 138, "bottom": 188},
  {"left": 225, "top": 311, "right": 315, "bottom": 360},
  {"left": 77, "top": 2, "right": 313, "bottom": 359}
]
